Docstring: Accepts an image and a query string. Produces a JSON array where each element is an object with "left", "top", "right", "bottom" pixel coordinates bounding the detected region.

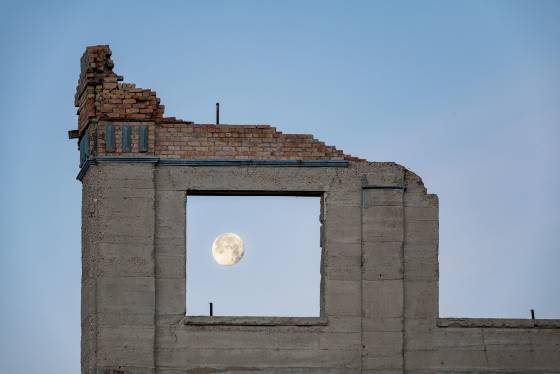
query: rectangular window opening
[{"left": 186, "top": 194, "right": 322, "bottom": 318}]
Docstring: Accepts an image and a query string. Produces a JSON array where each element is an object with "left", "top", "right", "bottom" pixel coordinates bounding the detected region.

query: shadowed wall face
[{"left": 186, "top": 195, "right": 321, "bottom": 317}]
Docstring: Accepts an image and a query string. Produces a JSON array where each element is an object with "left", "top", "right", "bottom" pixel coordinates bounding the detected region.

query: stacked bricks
[
  {"left": 154, "top": 123, "right": 364, "bottom": 161},
  {"left": 75, "top": 45, "right": 364, "bottom": 163},
  {"left": 74, "top": 45, "right": 164, "bottom": 136},
  {"left": 97, "top": 83, "right": 163, "bottom": 121}
]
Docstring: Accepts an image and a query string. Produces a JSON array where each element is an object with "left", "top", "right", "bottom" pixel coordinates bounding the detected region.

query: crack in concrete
[{"left": 481, "top": 327, "right": 489, "bottom": 365}]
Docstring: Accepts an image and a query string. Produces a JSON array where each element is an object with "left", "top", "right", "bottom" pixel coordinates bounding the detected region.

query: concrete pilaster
[{"left": 82, "top": 162, "right": 157, "bottom": 374}]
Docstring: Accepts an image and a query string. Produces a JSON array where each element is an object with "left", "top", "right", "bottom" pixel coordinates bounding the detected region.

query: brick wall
[
  {"left": 74, "top": 45, "right": 364, "bottom": 162},
  {"left": 155, "top": 123, "right": 364, "bottom": 160},
  {"left": 75, "top": 45, "right": 164, "bottom": 134}
]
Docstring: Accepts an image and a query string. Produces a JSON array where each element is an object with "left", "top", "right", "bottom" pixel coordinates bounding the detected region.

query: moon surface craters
[{"left": 212, "top": 233, "right": 245, "bottom": 266}]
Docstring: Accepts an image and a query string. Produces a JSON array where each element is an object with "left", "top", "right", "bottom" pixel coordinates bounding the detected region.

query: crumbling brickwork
[
  {"left": 73, "top": 45, "right": 560, "bottom": 374},
  {"left": 73, "top": 45, "right": 363, "bottom": 162},
  {"left": 155, "top": 123, "right": 363, "bottom": 160},
  {"left": 74, "top": 45, "right": 163, "bottom": 133}
]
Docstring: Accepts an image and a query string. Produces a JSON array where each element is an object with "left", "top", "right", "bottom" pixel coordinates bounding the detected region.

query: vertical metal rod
[
  {"left": 216, "top": 103, "right": 220, "bottom": 125},
  {"left": 531, "top": 309, "right": 535, "bottom": 320},
  {"left": 209, "top": 302, "right": 213, "bottom": 316}
]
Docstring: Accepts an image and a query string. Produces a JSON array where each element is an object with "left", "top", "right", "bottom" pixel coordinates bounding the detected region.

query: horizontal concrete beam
[{"left": 77, "top": 157, "right": 349, "bottom": 180}]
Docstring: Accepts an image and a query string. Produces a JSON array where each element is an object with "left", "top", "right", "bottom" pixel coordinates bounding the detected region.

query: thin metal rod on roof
[{"left": 216, "top": 103, "right": 220, "bottom": 125}]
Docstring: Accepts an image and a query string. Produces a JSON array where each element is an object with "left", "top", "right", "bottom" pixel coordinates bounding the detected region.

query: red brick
[{"left": 75, "top": 45, "right": 365, "bottom": 162}]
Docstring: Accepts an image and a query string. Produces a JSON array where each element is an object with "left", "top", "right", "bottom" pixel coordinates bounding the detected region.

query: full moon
[{"left": 212, "top": 233, "right": 244, "bottom": 266}]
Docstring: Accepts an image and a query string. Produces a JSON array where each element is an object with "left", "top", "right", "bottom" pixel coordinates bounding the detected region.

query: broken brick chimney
[{"left": 70, "top": 44, "right": 363, "bottom": 175}]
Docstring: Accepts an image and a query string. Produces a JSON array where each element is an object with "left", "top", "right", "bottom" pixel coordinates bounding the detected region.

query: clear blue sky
[
  {"left": 187, "top": 196, "right": 321, "bottom": 317},
  {"left": 1, "top": 1, "right": 559, "bottom": 373}
]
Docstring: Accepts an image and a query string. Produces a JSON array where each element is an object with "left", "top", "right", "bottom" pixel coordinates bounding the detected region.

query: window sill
[{"left": 183, "top": 316, "right": 328, "bottom": 326}]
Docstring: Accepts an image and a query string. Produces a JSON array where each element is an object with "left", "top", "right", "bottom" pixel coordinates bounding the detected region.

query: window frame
[{"left": 183, "top": 189, "right": 326, "bottom": 326}]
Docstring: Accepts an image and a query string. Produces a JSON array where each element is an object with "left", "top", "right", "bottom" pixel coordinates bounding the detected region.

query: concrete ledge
[
  {"left": 438, "top": 318, "right": 560, "bottom": 329},
  {"left": 77, "top": 157, "right": 349, "bottom": 181},
  {"left": 183, "top": 316, "right": 328, "bottom": 326}
]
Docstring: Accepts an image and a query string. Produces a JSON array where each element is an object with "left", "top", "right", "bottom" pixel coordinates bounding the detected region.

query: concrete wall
[
  {"left": 81, "top": 160, "right": 560, "bottom": 374},
  {"left": 82, "top": 162, "right": 157, "bottom": 374},
  {"left": 76, "top": 44, "right": 560, "bottom": 374}
]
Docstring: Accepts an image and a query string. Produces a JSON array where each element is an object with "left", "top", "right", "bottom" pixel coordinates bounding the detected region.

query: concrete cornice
[{"left": 77, "top": 156, "right": 349, "bottom": 181}]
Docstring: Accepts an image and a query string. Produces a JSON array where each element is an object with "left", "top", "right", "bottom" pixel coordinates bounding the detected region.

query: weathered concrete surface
[
  {"left": 80, "top": 161, "right": 560, "bottom": 373},
  {"left": 81, "top": 163, "right": 157, "bottom": 374},
  {"left": 75, "top": 45, "right": 560, "bottom": 374}
]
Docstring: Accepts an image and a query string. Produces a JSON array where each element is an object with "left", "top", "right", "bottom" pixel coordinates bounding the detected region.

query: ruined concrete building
[{"left": 72, "top": 45, "right": 560, "bottom": 373}]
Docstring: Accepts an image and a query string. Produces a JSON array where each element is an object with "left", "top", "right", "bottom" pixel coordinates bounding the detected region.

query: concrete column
[
  {"left": 82, "top": 162, "right": 157, "bottom": 374},
  {"left": 153, "top": 170, "right": 187, "bottom": 371},
  {"left": 402, "top": 170, "right": 439, "bottom": 371},
  {"left": 361, "top": 168, "right": 406, "bottom": 373}
]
